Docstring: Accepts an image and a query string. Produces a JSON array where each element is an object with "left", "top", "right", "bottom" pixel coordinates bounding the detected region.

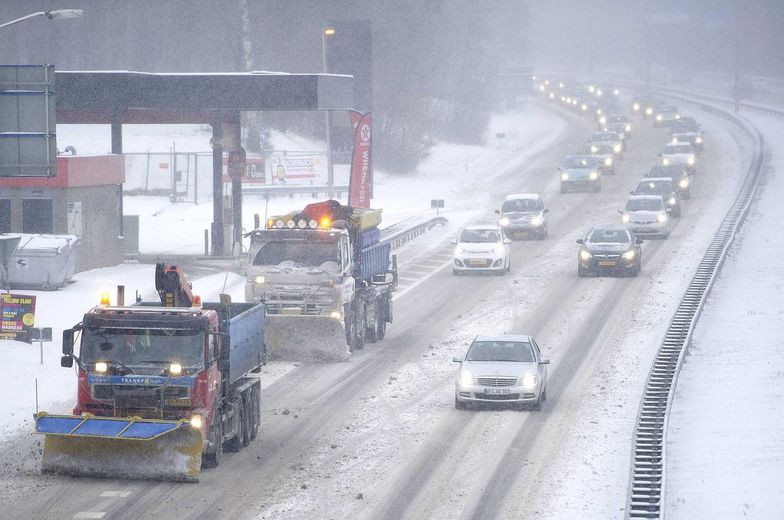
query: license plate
[
  {"left": 515, "top": 231, "right": 529, "bottom": 238},
  {"left": 468, "top": 259, "right": 486, "bottom": 266},
  {"left": 598, "top": 260, "right": 616, "bottom": 267},
  {"left": 484, "top": 388, "right": 510, "bottom": 395}
]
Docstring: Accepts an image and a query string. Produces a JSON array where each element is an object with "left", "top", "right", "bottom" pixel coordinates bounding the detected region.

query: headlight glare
[
  {"left": 622, "top": 250, "right": 636, "bottom": 261},
  {"left": 169, "top": 363, "right": 182, "bottom": 376},
  {"left": 687, "top": 156, "right": 695, "bottom": 165},
  {"left": 190, "top": 414, "right": 203, "bottom": 429},
  {"left": 531, "top": 215, "right": 543, "bottom": 226},
  {"left": 579, "top": 250, "right": 592, "bottom": 261},
  {"left": 589, "top": 171, "right": 599, "bottom": 180},
  {"left": 604, "top": 157, "right": 613, "bottom": 166},
  {"left": 657, "top": 213, "right": 668, "bottom": 223},
  {"left": 254, "top": 275, "right": 266, "bottom": 284},
  {"left": 679, "top": 179, "right": 689, "bottom": 188},
  {"left": 499, "top": 217, "right": 511, "bottom": 227},
  {"left": 561, "top": 172, "right": 569, "bottom": 181},
  {"left": 613, "top": 144, "right": 622, "bottom": 153},
  {"left": 95, "top": 361, "right": 108, "bottom": 374},
  {"left": 458, "top": 369, "right": 474, "bottom": 387},
  {"left": 522, "top": 373, "right": 539, "bottom": 388},
  {"left": 622, "top": 214, "right": 630, "bottom": 223},
  {"left": 695, "top": 136, "right": 703, "bottom": 144},
  {"left": 662, "top": 158, "right": 670, "bottom": 166},
  {"left": 668, "top": 197, "right": 677, "bottom": 205}
]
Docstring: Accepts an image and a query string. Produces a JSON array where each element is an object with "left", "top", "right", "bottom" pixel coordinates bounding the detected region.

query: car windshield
[
  {"left": 637, "top": 181, "right": 674, "bottom": 194},
  {"left": 587, "top": 229, "right": 630, "bottom": 244},
  {"left": 593, "top": 133, "right": 618, "bottom": 142},
  {"left": 626, "top": 198, "right": 663, "bottom": 211},
  {"left": 563, "top": 156, "right": 596, "bottom": 168},
  {"left": 502, "top": 198, "right": 542, "bottom": 212},
  {"left": 661, "top": 106, "right": 678, "bottom": 113},
  {"left": 664, "top": 144, "right": 693, "bottom": 154},
  {"left": 466, "top": 340, "right": 534, "bottom": 362},
  {"left": 650, "top": 166, "right": 685, "bottom": 178},
  {"left": 585, "top": 144, "right": 612, "bottom": 154},
  {"left": 672, "top": 122, "right": 698, "bottom": 132},
  {"left": 460, "top": 229, "right": 501, "bottom": 243},
  {"left": 81, "top": 327, "right": 206, "bottom": 370},
  {"left": 253, "top": 240, "right": 340, "bottom": 267}
]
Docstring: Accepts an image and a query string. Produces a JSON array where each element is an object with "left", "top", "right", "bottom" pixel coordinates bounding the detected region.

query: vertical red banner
[{"left": 348, "top": 112, "right": 372, "bottom": 208}]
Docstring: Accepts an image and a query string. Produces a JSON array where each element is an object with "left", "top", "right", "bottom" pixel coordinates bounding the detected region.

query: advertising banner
[
  {"left": 349, "top": 112, "right": 372, "bottom": 208},
  {"left": 0, "top": 293, "right": 36, "bottom": 343}
]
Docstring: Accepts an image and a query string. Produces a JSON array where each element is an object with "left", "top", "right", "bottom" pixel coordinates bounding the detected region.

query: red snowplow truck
[{"left": 34, "top": 263, "right": 266, "bottom": 482}]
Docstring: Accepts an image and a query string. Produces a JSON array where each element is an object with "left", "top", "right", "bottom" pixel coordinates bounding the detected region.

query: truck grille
[{"left": 476, "top": 376, "right": 518, "bottom": 387}]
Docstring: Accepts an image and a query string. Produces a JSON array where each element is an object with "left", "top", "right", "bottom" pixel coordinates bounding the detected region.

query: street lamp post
[
  {"left": 322, "top": 27, "right": 335, "bottom": 187},
  {"left": 0, "top": 9, "right": 84, "bottom": 30}
]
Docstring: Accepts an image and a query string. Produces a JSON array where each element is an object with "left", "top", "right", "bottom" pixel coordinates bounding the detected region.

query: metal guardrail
[
  {"left": 243, "top": 184, "right": 349, "bottom": 198},
  {"left": 622, "top": 84, "right": 769, "bottom": 519},
  {"left": 381, "top": 215, "right": 448, "bottom": 250}
]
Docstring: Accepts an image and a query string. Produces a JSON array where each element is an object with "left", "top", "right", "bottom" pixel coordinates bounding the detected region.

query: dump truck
[
  {"left": 34, "top": 263, "right": 266, "bottom": 482},
  {"left": 245, "top": 200, "right": 397, "bottom": 361}
]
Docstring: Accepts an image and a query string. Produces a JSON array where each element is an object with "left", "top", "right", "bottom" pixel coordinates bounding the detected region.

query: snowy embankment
[
  {"left": 0, "top": 103, "right": 565, "bottom": 446},
  {"left": 665, "top": 114, "right": 784, "bottom": 518}
]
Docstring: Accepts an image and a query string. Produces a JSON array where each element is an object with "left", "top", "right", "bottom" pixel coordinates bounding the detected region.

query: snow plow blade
[
  {"left": 265, "top": 315, "right": 350, "bottom": 362},
  {"left": 35, "top": 412, "right": 203, "bottom": 482}
]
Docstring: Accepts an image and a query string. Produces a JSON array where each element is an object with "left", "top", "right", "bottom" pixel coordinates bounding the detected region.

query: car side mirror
[
  {"left": 636, "top": 238, "right": 644, "bottom": 244},
  {"left": 540, "top": 358, "right": 550, "bottom": 365},
  {"left": 657, "top": 152, "right": 663, "bottom": 156},
  {"left": 450, "top": 239, "right": 457, "bottom": 245},
  {"left": 666, "top": 207, "right": 673, "bottom": 213},
  {"left": 452, "top": 356, "right": 462, "bottom": 363},
  {"left": 617, "top": 209, "right": 624, "bottom": 214},
  {"left": 557, "top": 166, "right": 562, "bottom": 171},
  {"left": 503, "top": 239, "right": 512, "bottom": 245},
  {"left": 629, "top": 190, "right": 635, "bottom": 195},
  {"left": 543, "top": 208, "right": 550, "bottom": 214},
  {"left": 494, "top": 209, "right": 500, "bottom": 214},
  {"left": 576, "top": 238, "right": 584, "bottom": 244}
]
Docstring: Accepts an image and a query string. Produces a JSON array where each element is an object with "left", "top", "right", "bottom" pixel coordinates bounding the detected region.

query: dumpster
[{"left": 7, "top": 234, "right": 80, "bottom": 290}]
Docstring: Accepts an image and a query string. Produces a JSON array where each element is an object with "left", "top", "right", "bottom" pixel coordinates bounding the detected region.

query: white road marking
[
  {"left": 74, "top": 513, "right": 106, "bottom": 519},
  {"left": 99, "top": 491, "right": 131, "bottom": 498}
]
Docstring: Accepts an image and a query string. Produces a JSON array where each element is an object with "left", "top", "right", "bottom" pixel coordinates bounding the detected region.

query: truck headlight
[
  {"left": 190, "top": 414, "right": 203, "bottom": 429},
  {"left": 458, "top": 369, "right": 474, "bottom": 387},
  {"left": 622, "top": 250, "right": 636, "bottom": 261},
  {"left": 95, "top": 361, "right": 108, "bottom": 374},
  {"left": 604, "top": 157, "right": 613, "bottom": 166},
  {"left": 622, "top": 214, "right": 630, "bottom": 223},
  {"left": 254, "top": 275, "right": 266, "bottom": 284},
  {"left": 657, "top": 213, "right": 668, "bottom": 223},
  {"left": 169, "top": 363, "right": 183, "bottom": 376},
  {"left": 499, "top": 217, "right": 511, "bottom": 227},
  {"left": 687, "top": 156, "right": 695, "bottom": 165},
  {"left": 579, "top": 250, "right": 593, "bottom": 261},
  {"left": 561, "top": 172, "right": 569, "bottom": 181},
  {"left": 329, "top": 310, "right": 342, "bottom": 320},
  {"left": 589, "top": 171, "right": 599, "bottom": 180},
  {"left": 521, "top": 373, "right": 538, "bottom": 388}
]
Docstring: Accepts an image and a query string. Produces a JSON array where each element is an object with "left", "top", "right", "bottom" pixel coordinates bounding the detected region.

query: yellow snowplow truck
[
  {"left": 245, "top": 200, "right": 397, "bottom": 362},
  {"left": 36, "top": 263, "right": 265, "bottom": 482}
]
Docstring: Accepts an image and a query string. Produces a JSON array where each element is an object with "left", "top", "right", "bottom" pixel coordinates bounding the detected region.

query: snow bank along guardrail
[
  {"left": 380, "top": 215, "right": 448, "bottom": 250},
  {"left": 242, "top": 184, "right": 350, "bottom": 198},
  {"left": 623, "top": 84, "right": 774, "bottom": 519}
]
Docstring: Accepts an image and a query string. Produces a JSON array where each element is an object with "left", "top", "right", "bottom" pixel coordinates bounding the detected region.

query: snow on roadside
[{"left": 665, "top": 114, "right": 784, "bottom": 518}]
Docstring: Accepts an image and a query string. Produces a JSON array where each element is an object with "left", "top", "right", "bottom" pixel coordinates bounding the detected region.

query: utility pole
[{"left": 733, "top": 0, "right": 741, "bottom": 112}]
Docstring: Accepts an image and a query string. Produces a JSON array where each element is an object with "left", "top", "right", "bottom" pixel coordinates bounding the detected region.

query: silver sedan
[{"left": 454, "top": 334, "right": 549, "bottom": 410}]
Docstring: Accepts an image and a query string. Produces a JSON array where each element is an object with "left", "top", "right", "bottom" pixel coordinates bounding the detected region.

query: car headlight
[
  {"left": 613, "top": 144, "right": 622, "bottom": 153},
  {"left": 190, "top": 414, "right": 203, "bottom": 429},
  {"left": 521, "top": 372, "right": 539, "bottom": 388},
  {"left": 656, "top": 114, "right": 663, "bottom": 121},
  {"left": 454, "top": 247, "right": 465, "bottom": 255},
  {"left": 679, "top": 178, "right": 689, "bottom": 188},
  {"left": 599, "top": 116, "right": 607, "bottom": 125},
  {"left": 589, "top": 171, "right": 599, "bottom": 180},
  {"left": 687, "top": 156, "right": 695, "bottom": 165},
  {"left": 695, "top": 136, "right": 703, "bottom": 144},
  {"left": 531, "top": 215, "right": 543, "bottom": 226},
  {"left": 329, "top": 310, "right": 343, "bottom": 320},
  {"left": 561, "top": 172, "right": 569, "bottom": 181},
  {"left": 549, "top": 92, "right": 555, "bottom": 99},
  {"left": 493, "top": 245, "right": 503, "bottom": 255},
  {"left": 622, "top": 214, "right": 630, "bottom": 223},
  {"left": 581, "top": 104, "right": 588, "bottom": 111},
  {"left": 645, "top": 107, "right": 653, "bottom": 115},
  {"left": 539, "top": 84, "right": 546, "bottom": 92},
  {"left": 625, "top": 124, "right": 631, "bottom": 132},
  {"left": 657, "top": 212, "right": 668, "bottom": 223},
  {"left": 613, "top": 89, "right": 620, "bottom": 96},
  {"left": 633, "top": 103, "right": 640, "bottom": 111},
  {"left": 605, "top": 157, "right": 613, "bottom": 166},
  {"left": 579, "top": 249, "right": 592, "bottom": 261},
  {"left": 675, "top": 114, "right": 681, "bottom": 119},
  {"left": 458, "top": 369, "right": 474, "bottom": 387},
  {"left": 622, "top": 250, "right": 636, "bottom": 261},
  {"left": 668, "top": 196, "right": 677, "bottom": 205},
  {"left": 254, "top": 275, "right": 266, "bottom": 285},
  {"left": 499, "top": 216, "right": 511, "bottom": 227},
  {"left": 662, "top": 158, "right": 670, "bottom": 166}
]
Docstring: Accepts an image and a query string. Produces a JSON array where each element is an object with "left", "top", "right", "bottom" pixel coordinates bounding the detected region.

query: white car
[
  {"left": 452, "top": 225, "right": 511, "bottom": 275},
  {"left": 655, "top": 105, "right": 681, "bottom": 126},
  {"left": 591, "top": 131, "right": 624, "bottom": 156},
  {"left": 660, "top": 142, "right": 696, "bottom": 173},
  {"left": 620, "top": 194, "right": 670, "bottom": 239},
  {"left": 454, "top": 334, "right": 549, "bottom": 409}
]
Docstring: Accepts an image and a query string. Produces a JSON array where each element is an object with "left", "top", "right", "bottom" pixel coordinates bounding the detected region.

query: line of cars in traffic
[{"left": 451, "top": 78, "right": 706, "bottom": 410}]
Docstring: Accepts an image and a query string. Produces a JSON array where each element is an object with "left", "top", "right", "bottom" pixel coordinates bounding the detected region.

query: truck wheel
[
  {"left": 203, "top": 418, "right": 223, "bottom": 468},
  {"left": 241, "top": 395, "right": 252, "bottom": 447},
  {"left": 348, "top": 302, "right": 364, "bottom": 351},
  {"left": 366, "top": 304, "right": 378, "bottom": 344},
  {"left": 376, "top": 317, "right": 386, "bottom": 340},
  {"left": 249, "top": 385, "right": 260, "bottom": 441}
]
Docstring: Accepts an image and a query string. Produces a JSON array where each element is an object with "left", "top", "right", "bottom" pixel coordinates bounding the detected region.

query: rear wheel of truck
[
  {"left": 376, "top": 318, "right": 386, "bottom": 340},
  {"left": 226, "top": 398, "right": 244, "bottom": 452},
  {"left": 241, "top": 394, "right": 252, "bottom": 447},
  {"left": 350, "top": 301, "right": 365, "bottom": 350},
  {"left": 249, "top": 385, "right": 260, "bottom": 441}
]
